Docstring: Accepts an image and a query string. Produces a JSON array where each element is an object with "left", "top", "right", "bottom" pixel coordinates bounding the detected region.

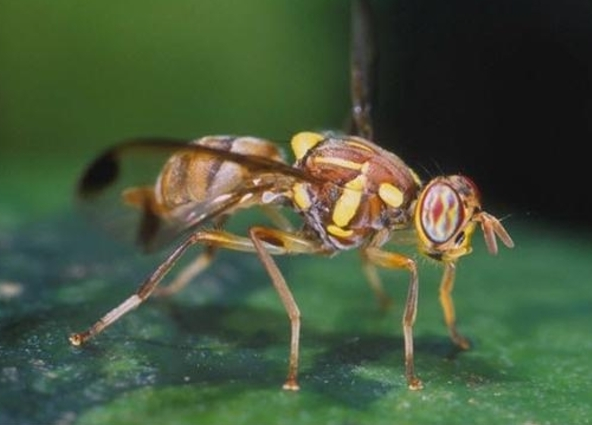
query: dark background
[
  {"left": 1, "top": 0, "right": 591, "bottom": 231},
  {"left": 372, "top": 0, "right": 592, "bottom": 230}
]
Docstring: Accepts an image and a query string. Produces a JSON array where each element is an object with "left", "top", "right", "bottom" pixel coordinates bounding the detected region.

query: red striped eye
[{"left": 418, "top": 181, "right": 464, "bottom": 244}]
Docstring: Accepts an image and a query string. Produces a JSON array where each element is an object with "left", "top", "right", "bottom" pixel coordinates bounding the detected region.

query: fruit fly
[{"left": 69, "top": 0, "right": 514, "bottom": 391}]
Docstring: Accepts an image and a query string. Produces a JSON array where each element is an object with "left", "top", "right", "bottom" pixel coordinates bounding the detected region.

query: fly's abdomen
[{"left": 156, "top": 136, "right": 285, "bottom": 210}]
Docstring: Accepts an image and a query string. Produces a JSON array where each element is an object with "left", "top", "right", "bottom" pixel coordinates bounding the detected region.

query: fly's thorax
[
  {"left": 155, "top": 136, "right": 285, "bottom": 210},
  {"left": 289, "top": 132, "right": 421, "bottom": 250},
  {"left": 414, "top": 175, "right": 482, "bottom": 261}
]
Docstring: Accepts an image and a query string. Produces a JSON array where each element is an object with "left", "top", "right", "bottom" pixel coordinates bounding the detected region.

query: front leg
[
  {"left": 362, "top": 246, "right": 422, "bottom": 390},
  {"left": 439, "top": 262, "right": 470, "bottom": 350}
]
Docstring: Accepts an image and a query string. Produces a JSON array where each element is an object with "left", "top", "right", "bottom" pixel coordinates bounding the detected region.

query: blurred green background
[{"left": 0, "top": 0, "right": 351, "bottom": 224}]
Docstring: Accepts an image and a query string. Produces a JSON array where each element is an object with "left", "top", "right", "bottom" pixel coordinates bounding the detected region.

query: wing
[{"left": 76, "top": 137, "right": 317, "bottom": 252}]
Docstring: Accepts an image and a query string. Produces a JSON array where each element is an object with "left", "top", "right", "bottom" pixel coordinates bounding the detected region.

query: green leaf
[{"left": 1, "top": 212, "right": 591, "bottom": 425}]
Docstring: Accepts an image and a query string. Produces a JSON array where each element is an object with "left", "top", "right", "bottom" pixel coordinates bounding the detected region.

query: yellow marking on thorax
[
  {"left": 378, "top": 183, "right": 404, "bottom": 208},
  {"left": 291, "top": 132, "right": 325, "bottom": 160},
  {"left": 332, "top": 177, "right": 366, "bottom": 227},
  {"left": 327, "top": 224, "right": 354, "bottom": 238},
  {"left": 313, "top": 156, "right": 364, "bottom": 171},
  {"left": 345, "top": 140, "right": 375, "bottom": 152},
  {"left": 292, "top": 182, "right": 312, "bottom": 211},
  {"left": 345, "top": 172, "right": 367, "bottom": 190}
]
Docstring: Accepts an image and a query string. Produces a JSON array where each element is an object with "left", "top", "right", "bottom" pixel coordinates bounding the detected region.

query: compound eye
[{"left": 418, "top": 181, "right": 464, "bottom": 244}]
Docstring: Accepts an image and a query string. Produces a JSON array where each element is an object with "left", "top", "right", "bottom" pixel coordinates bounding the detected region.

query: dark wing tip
[{"left": 78, "top": 150, "right": 119, "bottom": 197}]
